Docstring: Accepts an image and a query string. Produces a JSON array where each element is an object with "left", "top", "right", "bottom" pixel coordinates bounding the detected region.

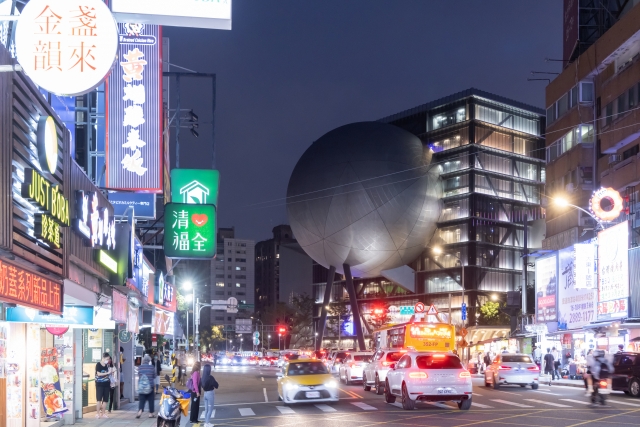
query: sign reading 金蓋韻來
[
  {"left": 14, "top": 0, "right": 119, "bottom": 96},
  {"left": 170, "top": 169, "right": 220, "bottom": 206},
  {"left": 163, "top": 203, "right": 216, "bottom": 259},
  {"left": 597, "top": 221, "right": 629, "bottom": 320},
  {"left": 106, "top": 23, "right": 162, "bottom": 193}
]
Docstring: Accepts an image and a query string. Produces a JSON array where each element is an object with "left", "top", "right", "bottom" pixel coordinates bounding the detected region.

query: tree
[
  {"left": 328, "top": 304, "right": 351, "bottom": 348},
  {"left": 477, "top": 301, "right": 510, "bottom": 326},
  {"left": 289, "top": 293, "right": 315, "bottom": 349},
  {"left": 200, "top": 326, "right": 226, "bottom": 351}
]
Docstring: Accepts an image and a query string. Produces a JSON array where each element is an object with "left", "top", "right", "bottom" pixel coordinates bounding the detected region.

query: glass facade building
[{"left": 313, "top": 89, "right": 546, "bottom": 341}]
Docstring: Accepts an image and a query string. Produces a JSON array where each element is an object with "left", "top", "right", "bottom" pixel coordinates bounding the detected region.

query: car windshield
[
  {"left": 353, "top": 355, "right": 369, "bottom": 361},
  {"left": 416, "top": 355, "right": 463, "bottom": 369},
  {"left": 335, "top": 352, "right": 348, "bottom": 360},
  {"left": 386, "top": 352, "right": 404, "bottom": 362},
  {"left": 287, "top": 362, "right": 328, "bottom": 376},
  {"left": 502, "top": 355, "right": 532, "bottom": 363}
]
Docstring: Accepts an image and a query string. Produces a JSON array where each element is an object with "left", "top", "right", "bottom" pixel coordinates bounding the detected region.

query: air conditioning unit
[
  {"left": 565, "top": 183, "right": 575, "bottom": 193},
  {"left": 609, "top": 154, "right": 622, "bottom": 166}
]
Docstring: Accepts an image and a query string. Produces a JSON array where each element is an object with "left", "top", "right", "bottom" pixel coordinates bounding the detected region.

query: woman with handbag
[
  {"left": 188, "top": 362, "right": 201, "bottom": 423},
  {"left": 107, "top": 356, "right": 118, "bottom": 413}
]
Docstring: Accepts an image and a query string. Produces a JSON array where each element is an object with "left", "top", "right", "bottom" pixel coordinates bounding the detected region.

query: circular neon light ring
[{"left": 590, "top": 187, "right": 624, "bottom": 222}]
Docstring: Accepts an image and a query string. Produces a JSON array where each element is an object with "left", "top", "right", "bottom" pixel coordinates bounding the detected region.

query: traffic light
[{"left": 278, "top": 326, "right": 287, "bottom": 334}]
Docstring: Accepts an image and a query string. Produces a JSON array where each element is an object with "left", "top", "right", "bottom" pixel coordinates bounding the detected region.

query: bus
[{"left": 373, "top": 320, "right": 456, "bottom": 352}]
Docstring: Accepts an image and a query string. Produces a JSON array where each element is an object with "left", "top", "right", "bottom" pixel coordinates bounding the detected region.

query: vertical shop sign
[
  {"left": 128, "top": 305, "right": 139, "bottom": 333},
  {"left": 535, "top": 254, "right": 558, "bottom": 323},
  {"left": 163, "top": 203, "right": 217, "bottom": 259},
  {"left": 574, "top": 243, "right": 595, "bottom": 289},
  {"left": 557, "top": 245, "right": 596, "bottom": 330},
  {"left": 112, "top": 291, "right": 128, "bottom": 322},
  {"left": 40, "top": 347, "right": 67, "bottom": 417},
  {"left": 597, "top": 221, "right": 629, "bottom": 320},
  {"left": 106, "top": 23, "right": 162, "bottom": 192}
]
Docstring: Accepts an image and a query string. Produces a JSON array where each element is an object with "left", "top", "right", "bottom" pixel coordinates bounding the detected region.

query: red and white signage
[{"left": 414, "top": 302, "right": 425, "bottom": 313}]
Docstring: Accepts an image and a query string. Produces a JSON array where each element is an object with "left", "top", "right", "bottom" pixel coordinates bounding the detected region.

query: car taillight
[
  {"left": 459, "top": 371, "right": 471, "bottom": 378},
  {"left": 498, "top": 365, "right": 512, "bottom": 370},
  {"left": 599, "top": 380, "right": 607, "bottom": 388},
  {"left": 409, "top": 372, "right": 428, "bottom": 379},
  {"left": 527, "top": 366, "right": 539, "bottom": 371},
  {"left": 382, "top": 361, "right": 392, "bottom": 366}
]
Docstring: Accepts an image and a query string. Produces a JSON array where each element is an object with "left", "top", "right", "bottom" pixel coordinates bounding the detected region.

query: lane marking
[
  {"left": 276, "top": 406, "right": 296, "bottom": 414},
  {"left": 427, "top": 402, "right": 454, "bottom": 409},
  {"left": 560, "top": 399, "right": 591, "bottom": 405},
  {"left": 472, "top": 402, "right": 493, "bottom": 408},
  {"left": 473, "top": 393, "right": 483, "bottom": 396},
  {"left": 340, "top": 388, "right": 359, "bottom": 398},
  {"left": 238, "top": 408, "right": 255, "bottom": 416},
  {"left": 608, "top": 399, "right": 640, "bottom": 407},
  {"left": 315, "top": 404, "right": 337, "bottom": 412},
  {"left": 351, "top": 402, "right": 377, "bottom": 410},
  {"left": 533, "top": 390, "right": 562, "bottom": 395},
  {"left": 263, "top": 388, "right": 268, "bottom": 402},
  {"left": 261, "top": 377, "right": 264, "bottom": 382},
  {"left": 491, "top": 399, "right": 534, "bottom": 408},
  {"left": 524, "top": 399, "right": 572, "bottom": 407}
]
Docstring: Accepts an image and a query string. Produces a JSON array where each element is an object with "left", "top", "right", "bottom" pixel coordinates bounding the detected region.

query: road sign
[
  {"left": 460, "top": 327, "right": 468, "bottom": 337},
  {"left": 414, "top": 302, "right": 425, "bottom": 313},
  {"left": 461, "top": 302, "right": 467, "bottom": 321},
  {"left": 253, "top": 337, "right": 260, "bottom": 346},
  {"left": 253, "top": 331, "right": 260, "bottom": 338},
  {"left": 425, "top": 305, "right": 438, "bottom": 315}
]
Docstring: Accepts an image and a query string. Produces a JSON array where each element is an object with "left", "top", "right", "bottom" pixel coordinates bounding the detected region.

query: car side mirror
[{"left": 390, "top": 363, "right": 396, "bottom": 370}]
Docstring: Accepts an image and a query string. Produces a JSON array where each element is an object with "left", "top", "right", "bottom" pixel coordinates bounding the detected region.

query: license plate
[
  {"left": 437, "top": 388, "right": 454, "bottom": 394},
  {"left": 306, "top": 391, "right": 320, "bottom": 398}
]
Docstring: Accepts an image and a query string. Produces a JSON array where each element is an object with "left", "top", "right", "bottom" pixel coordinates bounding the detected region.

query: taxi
[{"left": 277, "top": 358, "right": 339, "bottom": 405}]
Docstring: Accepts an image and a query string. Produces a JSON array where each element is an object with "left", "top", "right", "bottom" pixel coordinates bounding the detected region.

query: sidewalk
[{"left": 75, "top": 400, "right": 162, "bottom": 427}]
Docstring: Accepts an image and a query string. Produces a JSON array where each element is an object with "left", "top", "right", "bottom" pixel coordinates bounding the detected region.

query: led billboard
[
  {"left": 557, "top": 245, "right": 596, "bottom": 330},
  {"left": 597, "top": 221, "right": 629, "bottom": 320},
  {"left": 535, "top": 254, "right": 557, "bottom": 323}
]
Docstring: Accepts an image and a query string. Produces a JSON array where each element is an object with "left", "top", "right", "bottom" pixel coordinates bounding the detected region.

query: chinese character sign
[
  {"left": 574, "top": 243, "right": 596, "bottom": 289},
  {"left": 14, "top": 0, "right": 119, "bottom": 96},
  {"left": 597, "top": 221, "right": 629, "bottom": 320},
  {"left": 535, "top": 254, "right": 558, "bottom": 323},
  {"left": 163, "top": 203, "right": 216, "bottom": 259},
  {"left": 557, "top": 245, "right": 596, "bottom": 330},
  {"left": 106, "top": 23, "right": 162, "bottom": 192},
  {"left": 0, "top": 259, "right": 63, "bottom": 314}
]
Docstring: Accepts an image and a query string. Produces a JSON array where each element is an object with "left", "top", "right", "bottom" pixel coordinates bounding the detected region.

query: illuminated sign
[
  {"left": 0, "top": 258, "right": 63, "bottom": 314},
  {"left": 14, "top": 0, "right": 119, "bottom": 96},
  {"left": 153, "top": 272, "right": 174, "bottom": 308},
  {"left": 535, "top": 254, "right": 558, "bottom": 323},
  {"left": 106, "top": 23, "right": 162, "bottom": 193},
  {"left": 6, "top": 305, "right": 93, "bottom": 325},
  {"left": 409, "top": 324, "right": 453, "bottom": 339},
  {"left": 98, "top": 250, "right": 117, "bottom": 274},
  {"left": 590, "top": 187, "right": 624, "bottom": 222},
  {"left": 108, "top": 191, "right": 156, "bottom": 218},
  {"left": 111, "top": 0, "right": 232, "bottom": 30},
  {"left": 152, "top": 308, "right": 174, "bottom": 335},
  {"left": 21, "top": 168, "right": 70, "bottom": 248},
  {"left": 171, "top": 169, "right": 220, "bottom": 206},
  {"left": 574, "top": 243, "right": 596, "bottom": 289},
  {"left": 557, "top": 245, "right": 596, "bottom": 330},
  {"left": 597, "top": 221, "right": 629, "bottom": 320},
  {"left": 37, "top": 116, "right": 58, "bottom": 174},
  {"left": 73, "top": 190, "right": 116, "bottom": 249},
  {"left": 163, "top": 203, "right": 216, "bottom": 259},
  {"left": 112, "top": 291, "right": 127, "bottom": 322}
]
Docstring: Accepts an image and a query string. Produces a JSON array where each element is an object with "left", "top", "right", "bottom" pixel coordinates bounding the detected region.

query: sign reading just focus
[
  {"left": 15, "top": 0, "right": 119, "bottom": 96},
  {"left": 106, "top": 23, "right": 162, "bottom": 192},
  {"left": 171, "top": 169, "right": 220, "bottom": 206},
  {"left": 163, "top": 203, "right": 216, "bottom": 259}
]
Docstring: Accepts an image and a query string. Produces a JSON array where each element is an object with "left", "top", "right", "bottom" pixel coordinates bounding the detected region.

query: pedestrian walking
[
  {"left": 543, "top": 348, "right": 556, "bottom": 383},
  {"left": 107, "top": 356, "right": 118, "bottom": 414},
  {"left": 552, "top": 347, "right": 561, "bottom": 379},
  {"left": 179, "top": 351, "right": 187, "bottom": 385},
  {"left": 213, "top": 354, "right": 217, "bottom": 370},
  {"left": 201, "top": 364, "right": 219, "bottom": 427},
  {"left": 188, "top": 362, "right": 202, "bottom": 423},
  {"left": 136, "top": 355, "right": 156, "bottom": 418},
  {"left": 95, "top": 352, "right": 113, "bottom": 419},
  {"left": 119, "top": 346, "right": 126, "bottom": 399},
  {"left": 154, "top": 354, "right": 162, "bottom": 394},
  {"left": 584, "top": 349, "right": 594, "bottom": 396}
]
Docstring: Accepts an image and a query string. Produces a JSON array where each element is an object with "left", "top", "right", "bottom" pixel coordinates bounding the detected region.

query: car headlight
[
  {"left": 284, "top": 383, "right": 299, "bottom": 390},
  {"left": 324, "top": 380, "right": 338, "bottom": 389}
]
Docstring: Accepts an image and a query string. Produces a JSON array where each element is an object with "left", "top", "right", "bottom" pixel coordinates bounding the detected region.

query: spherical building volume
[{"left": 286, "top": 122, "right": 442, "bottom": 278}]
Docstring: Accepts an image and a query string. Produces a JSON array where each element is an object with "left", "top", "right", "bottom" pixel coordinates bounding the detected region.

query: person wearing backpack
[
  {"left": 188, "top": 362, "right": 201, "bottom": 423},
  {"left": 589, "top": 350, "right": 614, "bottom": 405},
  {"left": 136, "top": 355, "right": 157, "bottom": 418},
  {"left": 201, "top": 364, "right": 219, "bottom": 427}
]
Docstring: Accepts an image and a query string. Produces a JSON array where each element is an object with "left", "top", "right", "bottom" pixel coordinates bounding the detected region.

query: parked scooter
[{"left": 157, "top": 375, "right": 191, "bottom": 427}]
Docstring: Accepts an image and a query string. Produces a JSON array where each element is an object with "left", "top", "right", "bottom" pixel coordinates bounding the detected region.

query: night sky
[{"left": 163, "top": 0, "right": 562, "bottom": 243}]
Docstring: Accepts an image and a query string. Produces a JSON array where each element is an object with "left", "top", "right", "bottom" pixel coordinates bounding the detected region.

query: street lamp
[
  {"left": 268, "top": 334, "right": 271, "bottom": 349},
  {"left": 553, "top": 196, "right": 604, "bottom": 230},
  {"left": 184, "top": 287, "right": 193, "bottom": 352}
]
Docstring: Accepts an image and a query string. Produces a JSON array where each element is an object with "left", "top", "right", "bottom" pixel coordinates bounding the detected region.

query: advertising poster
[
  {"left": 598, "top": 221, "right": 629, "bottom": 320},
  {"left": 40, "top": 348, "right": 67, "bottom": 417},
  {"left": 574, "top": 243, "right": 596, "bottom": 289},
  {"left": 87, "top": 329, "right": 103, "bottom": 348},
  {"left": 535, "top": 254, "right": 558, "bottom": 323},
  {"left": 26, "top": 324, "right": 40, "bottom": 427},
  {"left": 557, "top": 246, "right": 596, "bottom": 330}
]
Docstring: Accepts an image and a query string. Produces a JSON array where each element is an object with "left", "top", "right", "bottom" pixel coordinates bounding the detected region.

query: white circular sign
[
  {"left": 37, "top": 116, "right": 58, "bottom": 174},
  {"left": 15, "top": 0, "right": 118, "bottom": 96}
]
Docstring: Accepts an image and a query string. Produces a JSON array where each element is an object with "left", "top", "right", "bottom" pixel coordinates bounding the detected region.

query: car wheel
[
  {"left": 492, "top": 375, "right": 500, "bottom": 389},
  {"left": 375, "top": 375, "right": 384, "bottom": 395},
  {"left": 629, "top": 378, "right": 640, "bottom": 398},
  {"left": 458, "top": 398, "right": 472, "bottom": 410},
  {"left": 484, "top": 374, "right": 490, "bottom": 387},
  {"left": 346, "top": 375, "right": 351, "bottom": 386},
  {"left": 520, "top": 385, "right": 526, "bottom": 388},
  {"left": 531, "top": 384, "right": 539, "bottom": 390},
  {"left": 401, "top": 383, "right": 415, "bottom": 410},
  {"left": 278, "top": 395, "right": 282, "bottom": 401},
  {"left": 363, "top": 374, "right": 371, "bottom": 392},
  {"left": 384, "top": 379, "right": 396, "bottom": 403}
]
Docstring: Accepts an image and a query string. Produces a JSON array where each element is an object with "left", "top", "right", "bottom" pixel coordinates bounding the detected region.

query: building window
[
  {"left": 228, "top": 258, "right": 232, "bottom": 262},
  {"left": 216, "top": 282, "right": 225, "bottom": 287},
  {"left": 236, "top": 292, "right": 245, "bottom": 296},
  {"left": 235, "top": 258, "right": 246, "bottom": 262},
  {"left": 227, "top": 316, "right": 232, "bottom": 321},
  {"left": 235, "top": 283, "right": 246, "bottom": 288},
  {"left": 215, "top": 316, "right": 223, "bottom": 321},
  {"left": 228, "top": 292, "right": 232, "bottom": 295},
  {"left": 546, "top": 125, "right": 594, "bottom": 163},
  {"left": 215, "top": 291, "right": 224, "bottom": 295},
  {"left": 235, "top": 275, "right": 246, "bottom": 279},
  {"left": 235, "top": 266, "right": 246, "bottom": 271},
  {"left": 215, "top": 274, "right": 224, "bottom": 278}
]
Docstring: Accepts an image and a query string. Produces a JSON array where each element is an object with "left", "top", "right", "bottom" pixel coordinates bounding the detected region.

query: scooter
[{"left": 157, "top": 375, "right": 191, "bottom": 427}]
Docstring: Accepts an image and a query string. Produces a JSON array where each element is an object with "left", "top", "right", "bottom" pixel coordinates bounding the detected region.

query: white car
[
  {"left": 384, "top": 351, "right": 472, "bottom": 410},
  {"left": 338, "top": 351, "right": 373, "bottom": 385},
  {"left": 328, "top": 350, "right": 349, "bottom": 375},
  {"left": 362, "top": 349, "right": 406, "bottom": 394},
  {"left": 484, "top": 353, "right": 539, "bottom": 389}
]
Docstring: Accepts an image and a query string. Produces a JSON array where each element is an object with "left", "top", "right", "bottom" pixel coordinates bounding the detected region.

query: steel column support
[
  {"left": 343, "top": 264, "right": 366, "bottom": 351},
  {"left": 316, "top": 265, "right": 336, "bottom": 351}
]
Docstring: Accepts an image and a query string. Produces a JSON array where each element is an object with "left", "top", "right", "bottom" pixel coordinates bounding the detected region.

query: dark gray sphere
[{"left": 286, "top": 122, "right": 441, "bottom": 278}]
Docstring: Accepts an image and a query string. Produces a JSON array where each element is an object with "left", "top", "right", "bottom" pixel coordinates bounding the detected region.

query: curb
[{"left": 473, "top": 374, "right": 586, "bottom": 389}]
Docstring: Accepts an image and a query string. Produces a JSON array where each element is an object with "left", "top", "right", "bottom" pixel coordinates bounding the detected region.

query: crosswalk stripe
[
  {"left": 491, "top": 399, "right": 533, "bottom": 408},
  {"left": 238, "top": 408, "right": 255, "bottom": 416},
  {"left": 427, "top": 402, "right": 454, "bottom": 409},
  {"left": 473, "top": 393, "right": 483, "bottom": 396},
  {"left": 560, "top": 399, "right": 591, "bottom": 405},
  {"left": 608, "top": 399, "right": 640, "bottom": 407},
  {"left": 315, "top": 404, "right": 337, "bottom": 412},
  {"left": 199, "top": 409, "right": 215, "bottom": 419},
  {"left": 276, "top": 406, "right": 296, "bottom": 414},
  {"left": 533, "top": 391, "right": 562, "bottom": 396},
  {"left": 524, "top": 399, "right": 572, "bottom": 407},
  {"left": 351, "top": 402, "right": 377, "bottom": 411},
  {"left": 472, "top": 402, "right": 493, "bottom": 408}
]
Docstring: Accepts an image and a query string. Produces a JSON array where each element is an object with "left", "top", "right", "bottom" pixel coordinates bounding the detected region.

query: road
[{"left": 177, "top": 364, "right": 640, "bottom": 426}]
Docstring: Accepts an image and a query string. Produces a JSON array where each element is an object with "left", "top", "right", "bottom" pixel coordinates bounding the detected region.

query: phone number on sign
[{"left": 569, "top": 310, "right": 594, "bottom": 324}]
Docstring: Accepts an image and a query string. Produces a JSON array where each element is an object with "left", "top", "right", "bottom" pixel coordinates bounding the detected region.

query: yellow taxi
[{"left": 277, "top": 358, "right": 339, "bottom": 404}]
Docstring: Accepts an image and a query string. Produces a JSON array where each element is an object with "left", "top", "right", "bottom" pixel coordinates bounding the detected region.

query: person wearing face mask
[{"left": 95, "top": 352, "right": 113, "bottom": 418}]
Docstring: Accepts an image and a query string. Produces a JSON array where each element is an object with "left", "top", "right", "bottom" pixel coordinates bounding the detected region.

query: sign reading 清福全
[{"left": 163, "top": 203, "right": 216, "bottom": 259}]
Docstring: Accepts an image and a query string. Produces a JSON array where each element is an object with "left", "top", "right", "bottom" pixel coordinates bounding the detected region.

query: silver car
[{"left": 484, "top": 353, "right": 539, "bottom": 389}]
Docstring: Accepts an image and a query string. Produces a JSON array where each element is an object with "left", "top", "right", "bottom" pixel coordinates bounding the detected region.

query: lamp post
[
  {"left": 278, "top": 333, "right": 281, "bottom": 351},
  {"left": 183, "top": 281, "right": 195, "bottom": 352},
  {"left": 268, "top": 334, "right": 271, "bottom": 349},
  {"left": 553, "top": 197, "right": 605, "bottom": 230}
]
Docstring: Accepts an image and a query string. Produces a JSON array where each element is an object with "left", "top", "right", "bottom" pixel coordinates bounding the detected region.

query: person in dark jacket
[
  {"left": 201, "top": 364, "right": 219, "bottom": 427},
  {"left": 543, "top": 348, "right": 556, "bottom": 383},
  {"left": 154, "top": 354, "right": 162, "bottom": 394}
]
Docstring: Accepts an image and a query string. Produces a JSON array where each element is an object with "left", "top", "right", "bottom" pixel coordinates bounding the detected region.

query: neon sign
[
  {"left": 37, "top": 116, "right": 58, "bottom": 175},
  {"left": 590, "top": 187, "right": 624, "bottom": 222},
  {"left": 409, "top": 324, "right": 453, "bottom": 339},
  {"left": 73, "top": 190, "right": 116, "bottom": 249}
]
